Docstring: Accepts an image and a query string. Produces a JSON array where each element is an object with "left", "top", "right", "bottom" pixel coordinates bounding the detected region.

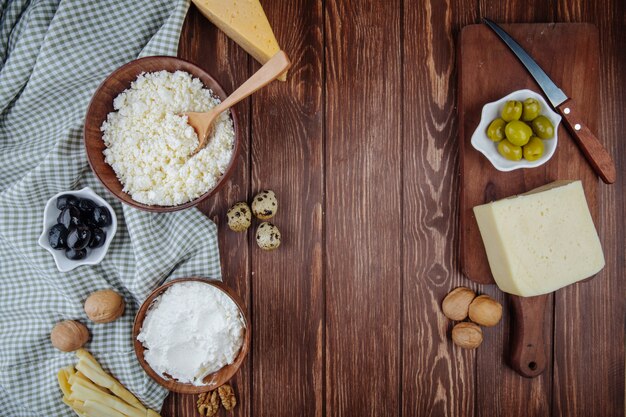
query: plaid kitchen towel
[{"left": 0, "top": 0, "right": 224, "bottom": 415}]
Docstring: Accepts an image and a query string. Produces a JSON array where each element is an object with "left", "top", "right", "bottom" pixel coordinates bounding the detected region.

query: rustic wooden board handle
[
  {"left": 509, "top": 294, "right": 548, "bottom": 378},
  {"left": 556, "top": 100, "right": 616, "bottom": 184}
]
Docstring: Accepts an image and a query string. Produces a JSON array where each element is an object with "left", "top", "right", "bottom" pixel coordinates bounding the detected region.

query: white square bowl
[
  {"left": 38, "top": 187, "right": 117, "bottom": 272},
  {"left": 470, "top": 89, "right": 562, "bottom": 171}
]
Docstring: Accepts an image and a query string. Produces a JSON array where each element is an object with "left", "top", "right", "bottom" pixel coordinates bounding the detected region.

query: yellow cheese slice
[
  {"left": 473, "top": 180, "right": 605, "bottom": 297},
  {"left": 192, "top": 0, "right": 287, "bottom": 81}
]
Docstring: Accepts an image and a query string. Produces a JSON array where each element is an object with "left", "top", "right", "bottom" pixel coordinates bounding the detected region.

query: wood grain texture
[
  {"left": 509, "top": 295, "right": 549, "bottom": 378},
  {"left": 552, "top": 0, "right": 626, "bottom": 416},
  {"left": 479, "top": 0, "right": 554, "bottom": 22},
  {"left": 165, "top": 0, "right": 625, "bottom": 416},
  {"left": 324, "top": 0, "right": 402, "bottom": 415},
  {"left": 402, "top": 0, "right": 477, "bottom": 415},
  {"left": 556, "top": 100, "right": 616, "bottom": 184},
  {"left": 249, "top": 1, "right": 324, "bottom": 417}
]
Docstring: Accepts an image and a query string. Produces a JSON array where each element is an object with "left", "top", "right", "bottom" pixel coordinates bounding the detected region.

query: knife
[{"left": 483, "top": 19, "right": 616, "bottom": 184}]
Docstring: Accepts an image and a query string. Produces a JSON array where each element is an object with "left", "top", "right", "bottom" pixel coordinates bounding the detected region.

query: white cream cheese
[{"left": 137, "top": 281, "right": 245, "bottom": 385}]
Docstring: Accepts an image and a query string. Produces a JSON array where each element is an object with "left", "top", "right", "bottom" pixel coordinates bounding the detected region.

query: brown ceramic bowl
[
  {"left": 84, "top": 56, "right": 240, "bottom": 212},
  {"left": 132, "top": 278, "right": 250, "bottom": 394}
]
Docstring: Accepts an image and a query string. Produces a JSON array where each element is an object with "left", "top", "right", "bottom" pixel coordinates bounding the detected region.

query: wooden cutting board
[{"left": 458, "top": 23, "right": 600, "bottom": 377}]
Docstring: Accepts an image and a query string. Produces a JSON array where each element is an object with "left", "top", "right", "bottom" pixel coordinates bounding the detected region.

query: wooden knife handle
[
  {"left": 556, "top": 100, "right": 616, "bottom": 184},
  {"left": 509, "top": 294, "right": 548, "bottom": 378}
]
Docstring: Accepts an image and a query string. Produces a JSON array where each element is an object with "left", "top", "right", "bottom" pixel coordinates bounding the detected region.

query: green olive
[
  {"left": 497, "top": 139, "right": 523, "bottom": 161},
  {"left": 487, "top": 118, "right": 506, "bottom": 142},
  {"left": 522, "top": 136, "right": 545, "bottom": 161},
  {"left": 501, "top": 100, "right": 523, "bottom": 122},
  {"left": 504, "top": 120, "right": 533, "bottom": 146},
  {"left": 522, "top": 98, "right": 541, "bottom": 121},
  {"left": 531, "top": 115, "right": 555, "bottom": 139}
]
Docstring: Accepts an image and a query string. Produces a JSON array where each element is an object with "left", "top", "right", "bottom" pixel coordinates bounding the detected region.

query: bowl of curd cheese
[
  {"left": 132, "top": 277, "right": 250, "bottom": 394},
  {"left": 84, "top": 56, "right": 241, "bottom": 212}
]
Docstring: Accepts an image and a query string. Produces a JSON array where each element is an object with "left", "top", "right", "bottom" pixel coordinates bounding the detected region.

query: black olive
[
  {"left": 57, "top": 206, "right": 82, "bottom": 228},
  {"left": 89, "top": 228, "right": 106, "bottom": 248},
  {"left": 56, "top": 194, "right": 79, "bottom": 210},
  {"left": 78, "top": 198, "right": 97, "bottom": 213},
  {"left": 92, "top": 206, "right": 112, "bottom": 227},
  {"left": 80, "top": 210, "right": 96, "bottom": 227},
  {"left": 65, "top": 248, "right": 87, "bottom": 260},
  {"left": 66, "top": 225, "right": 92, "bottom": 250},
  {"left": 48, "top": 224, "right": 68, "bottom": 250}
]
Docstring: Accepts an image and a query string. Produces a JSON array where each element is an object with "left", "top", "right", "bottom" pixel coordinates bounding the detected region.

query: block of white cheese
[
  {"left": 473, "top": 180, "right": 605, "bottom": 297},
  {"left": 192, "top": 0, "right": 287, "bottom": 81}
]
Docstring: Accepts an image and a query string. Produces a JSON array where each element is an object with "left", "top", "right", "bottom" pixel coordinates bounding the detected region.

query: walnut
[
  {"left": 84, "top": 289, "right": 125, "bottom": 323},
  {"left": 441, "top": 287, "right": 476, "bottom": 321},
  {"left": 468, "top": 295, "right": 502, "bottom": 327},
  {"left": 197, "top": 390, "right": 219, "bottom": 417},
  {"left": 50, "top": 320, "right": 90, "bottom": 352},
  {"left": 218, "top": 384, "right": 237, "bottom": 411},
  {"left": 451, "top": 322, "right": 483, "bottom": 349}
]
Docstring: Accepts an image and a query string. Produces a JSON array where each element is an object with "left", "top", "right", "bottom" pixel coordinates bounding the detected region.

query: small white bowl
[
  {"left": 471, "top": 89, "right": 561, "bottom": 171},
  {"left": 38, "top": 187, "right": 117, "bottom": 272}
]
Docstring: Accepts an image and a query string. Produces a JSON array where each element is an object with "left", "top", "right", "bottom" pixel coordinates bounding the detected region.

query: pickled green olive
[
  {"left": 504, "top": 120, "right": 533, "bottom": 146},
  {"left": 522, "top": 98, "right": 541, "bottom": 121},
  {"left": 497, "top": 139, "right": 523, "bottom": 161},
  {"left": 501, "top": 100, "right": 523, "bottom": 122},
  {"left": 531, "top": 115, "right": 555, "bottom": 139},
  {"left": 487, "top": 118, "right": 506, "bottom": 142},
  {"left": 523, "top": 136, "right": 545, "bottom": 161}
]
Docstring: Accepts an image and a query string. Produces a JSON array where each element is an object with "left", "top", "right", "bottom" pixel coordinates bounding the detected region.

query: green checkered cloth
[{"left": 0, "top": 0, "right": 224, "bottom": 415}]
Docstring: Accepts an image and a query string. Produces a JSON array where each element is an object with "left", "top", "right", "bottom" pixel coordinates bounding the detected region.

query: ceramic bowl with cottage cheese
[
  {"left": 84, "top": 57, "right": 240, "bottom": 212},
  {"left": 132, "top": 278, "right": 250, "bottom": 394}
]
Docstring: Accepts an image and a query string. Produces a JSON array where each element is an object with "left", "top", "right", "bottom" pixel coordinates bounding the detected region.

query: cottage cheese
[
  {"left": 101, "top": 70, "right": 235, "bottom": 206},
  {"left": 137, "top": 281, "right": 246, "bottom": 385}
]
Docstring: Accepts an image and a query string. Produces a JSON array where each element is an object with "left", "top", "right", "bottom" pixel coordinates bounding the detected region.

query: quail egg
[
  {"left": 227, "top": 202, "right": 252, "bottom": 232},
  {"left": 256, "top": 222, "right": 281, "bottom": 251},
  {"left": 251, "top": 190, "right": 278, "bottom": 220}
]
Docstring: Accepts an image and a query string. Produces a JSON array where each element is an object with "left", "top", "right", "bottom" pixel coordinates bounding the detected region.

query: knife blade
[{"left": 483, "top": 19, "right": 616, "bottom": 184}]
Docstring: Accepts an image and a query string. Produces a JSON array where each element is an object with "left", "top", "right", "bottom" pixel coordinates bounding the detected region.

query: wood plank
[
  {"left": 551, "top": 0, "right": 626, "bottom": 415},
  {"left": 401, "top": 0, "right": 477, "bottom": 415},
  {"left": 479, "top": 0, "right": 554, "bottom": 22},
  {"left": 162, "top": 5, "right": 252, "bottom": 416},
  {"left": 324, "top": 0, "right": 402, "bottom": 415},
  {"left": 249, "top": 1, "right": 324, "bottom": 417}
]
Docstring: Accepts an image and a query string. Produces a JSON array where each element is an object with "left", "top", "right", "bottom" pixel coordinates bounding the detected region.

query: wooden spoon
[{"left": 184, "top": 50, "right": 291, "bottom": 154}]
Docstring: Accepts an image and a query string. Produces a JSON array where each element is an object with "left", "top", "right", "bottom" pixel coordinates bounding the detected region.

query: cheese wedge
[
  {"left": 473, "top": 180, "right": 605, "bottom": 297},
  {"left": 192, "top": 0, "right": 287, "bottom": 81}
]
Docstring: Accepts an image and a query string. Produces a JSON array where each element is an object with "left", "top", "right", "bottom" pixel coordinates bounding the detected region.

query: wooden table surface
[{"left": 162, "top": 0, "right": 625, "bottom": 416}]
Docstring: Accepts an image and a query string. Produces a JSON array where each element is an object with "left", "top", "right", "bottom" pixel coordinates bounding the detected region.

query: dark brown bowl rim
[
  {"left": 132, "top": 277, "right": 250, "bottom": 394},
  {"left": 83, "top": 56, "right": 241, "bottom": 212}
]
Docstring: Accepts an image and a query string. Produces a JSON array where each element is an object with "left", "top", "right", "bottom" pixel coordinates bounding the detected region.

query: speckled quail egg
[
  {"left": 227, "top": 202, "right": 252, "bottom": 232},
  {"left": 251, "top": 190, "right": 278, "bottom": 220},
  {"left": 256, "top": 222, "right": 281, "bottom": 251}
]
